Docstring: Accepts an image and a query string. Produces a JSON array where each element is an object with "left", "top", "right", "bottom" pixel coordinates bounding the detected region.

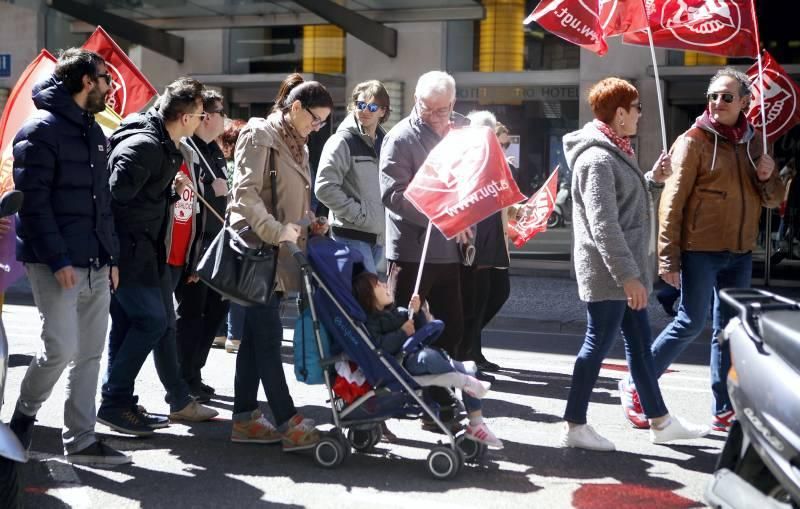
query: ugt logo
[
  {"left": 104, "top": 62, "right": 127, "bottom": 116},
  {"left": 749, "top": 70, "right": 797, "bottom": 141},
  {"left": 662, "top": 0, "right": 742, "bottom": 47}
]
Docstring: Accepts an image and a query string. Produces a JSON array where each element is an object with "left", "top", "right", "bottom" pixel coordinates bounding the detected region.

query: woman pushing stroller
[{"left": 353, "top": 272, "right": 503, "bottom": 449}]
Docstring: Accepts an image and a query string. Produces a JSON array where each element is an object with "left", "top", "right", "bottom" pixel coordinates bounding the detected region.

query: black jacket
[
  {"left": 108, "top": 109, "right": 183, "bottom": 287},
  {"left": 188, "top": 135, "right": 227, "bottom": 239},
  {"left": 365, "top": 305, "right": 428, "bottom": 355},
  {"left": 13, "top": 75, "right": 118, "bottom": 272}
]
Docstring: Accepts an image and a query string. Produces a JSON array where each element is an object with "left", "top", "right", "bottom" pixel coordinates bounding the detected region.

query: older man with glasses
[
  {"left": 379, "top": 70, "right": 472, "bottom": 433},
  {"left": 619, "top": 67, "right": 784, "bottom": 433}
]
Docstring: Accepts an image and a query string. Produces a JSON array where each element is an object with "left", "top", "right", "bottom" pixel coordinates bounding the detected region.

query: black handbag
[{"left": 196, "top": 150, "right": 279, "bottom": 306}]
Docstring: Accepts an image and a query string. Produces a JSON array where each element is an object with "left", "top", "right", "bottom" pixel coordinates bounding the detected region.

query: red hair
[{"left": 588, "top": 78, "right": 639, "bottom": 124}]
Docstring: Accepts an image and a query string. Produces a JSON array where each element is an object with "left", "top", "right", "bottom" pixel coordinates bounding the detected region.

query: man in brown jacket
[{"left": 620, "top": 68, "right": 784, "bottom": 432}]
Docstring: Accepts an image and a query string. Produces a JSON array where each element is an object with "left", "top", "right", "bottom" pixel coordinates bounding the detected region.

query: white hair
[
  {"left": 467, "top": 110, "right": 497, "bottom": 129},
  {"left": 415, "top": 71, "right": 456, "bottom": 101}
]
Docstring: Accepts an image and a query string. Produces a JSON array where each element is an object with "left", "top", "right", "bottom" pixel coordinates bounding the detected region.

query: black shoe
[
  {"left": 475, "top": 370, "right": 496, "bottom": 383},
  {"left": 136, "top": 405, "right": 169, "bottom": 429},
  {"left": 66, "top": 440, "right": 132, "bottom": 465},
  {"left": 189, "top": 390, "right": 211, "bottom": 404},
  {"left": 200, "top": 382, "right": 215, "bottom": 395},
  {"left": 656, "top": 294, "right": 678, "bottom": 317},
  {"left": 476, "top": 359, "right": 501, "bottom": 372},
  {"left": 9, "top": 408, "right": 35, "bottom": 451},
  {"left": 97, "top": 407, "right": 155, "bottom": 436}
]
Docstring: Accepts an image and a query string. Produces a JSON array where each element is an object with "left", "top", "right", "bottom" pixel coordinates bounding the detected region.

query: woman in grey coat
[{"left": 559, "top": 78, "right": 709, "bottom": 451}]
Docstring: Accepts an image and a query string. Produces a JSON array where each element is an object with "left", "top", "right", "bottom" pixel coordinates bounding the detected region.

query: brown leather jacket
[{"left": 658, "top": 125, "right": 784, "bottom": 274}]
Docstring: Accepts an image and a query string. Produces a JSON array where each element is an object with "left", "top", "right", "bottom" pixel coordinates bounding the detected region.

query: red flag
[
  {"left": 601, "top": 0, "right": 649, "bottom": 37},
  {"left": 747, "top": 51, "right": 800, "bottom": 144},
  {"left": 623, "top": 0, "right": 759, "bottom": 58},
  {"left": 82, "top": 26, "right": 158, "bottom": 118},
  {"left": 405, "top": 127, "right": 526, "bottom": 240},
  {"left": 508, "top": 166, "right": 559, "bottom": 248},
  {"left": 524, "top": 0, "right": 609, "bottom": 56},
  {"left": 0, "top": 49, "right": 57, "bottom": 292}
]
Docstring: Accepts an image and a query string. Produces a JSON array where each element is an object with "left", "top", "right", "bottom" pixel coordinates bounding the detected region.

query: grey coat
[
  {"left": 315, "top": 113, "right": 385, "bottom": 236},
  {"left": 564, "top": 122, "right": 663, "bottom": 302},
  {"left": 379, "top": 108, "right": 461, "bottom": 263}
]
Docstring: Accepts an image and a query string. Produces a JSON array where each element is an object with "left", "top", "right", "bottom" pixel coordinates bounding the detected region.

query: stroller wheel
[
  {"left": 314, "top": 436, "right": 346, "bottom": 469},
  {"left": 348, "top": 428, "right": 375, "bottom": 452},
  {"left": 456, "top": 435, "right": 487, "bottom": 463},
  {"left": 426, "top": 446, "right": 462, "bottom": 480}
]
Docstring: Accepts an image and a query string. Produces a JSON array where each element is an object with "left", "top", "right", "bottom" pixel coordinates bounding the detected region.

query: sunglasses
[
  {"left": 186, "top": 112, "right": 208, "bottom": 121},
  {"left": 356, "top": 101, "right": 383, "bottom": 113},
  {"left": 707, "top": 92, "right": 735, "bottom": 103},
  {"left": 305, "top": 107, "right": 327, "bottom": 129},
  {"left": 205, "top": 108, "right": 226, "bottom": 118},
  {"left": 632, "top": 102, "right": 643, "bottom": 112},
  {"left": 95, "top": 72, "right": 112, "bottom": 84}
]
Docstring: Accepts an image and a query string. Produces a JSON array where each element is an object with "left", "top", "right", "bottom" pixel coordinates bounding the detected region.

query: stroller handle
[{"left": 282, "top": 241, "right": 309, "bottom": 268}]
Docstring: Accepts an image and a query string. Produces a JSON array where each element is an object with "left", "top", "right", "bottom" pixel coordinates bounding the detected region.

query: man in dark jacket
[
  {"left": 8, "top": 48, "right": 129, "bottom": 465},
  {"left": 175, "top": 89, "right": 229, "bottom": 400},
  {"left": 98, "top": 77, "right": 217, "bottom": 435}
]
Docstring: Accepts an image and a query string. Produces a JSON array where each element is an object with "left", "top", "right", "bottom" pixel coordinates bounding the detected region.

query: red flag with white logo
[
  {"left": 405, "top": 127, "right": 525, "bottom": 240},
  {"left": 622, "top": 0, "right": 759, "bottom": 58},
  {"left": 508, "top": 166, "right": 559, "bottom": 248},
  {"left": 524, "top": 0, "right": 609, "bottom": 56},
  {"left": 601, "top": 0, "right": 649, "bottom": 37},
  {"left": 0, "top": 49, "right": 57, "bottom": 292},
  {"left": 747, "top": 51, "right": 800, "bottom": 144},
  {"left": 82, "top": 26, "right": 158, "bottom": 118}
]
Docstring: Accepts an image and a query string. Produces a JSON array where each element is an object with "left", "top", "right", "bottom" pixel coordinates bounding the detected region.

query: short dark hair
[
  {"left": 353, "top": 272, "right": 380, "bottom": 313},
  {"left": 272, "top": 73, "right": 334, "bottom": 113},
  {"left": 54, "top": 48, "right": 105, "bottom": 95},
  {"left": 201, "top": 89, "right": 223, "bottom": 111},
  {"left": 709, "top": 67, "right": 751, "bottom": 97},
  {"left": 159, "top": 77, "right": 205, "bottom": 121},
  {"left": 349, "top": 80, "right": 391, "bottom": 123}
]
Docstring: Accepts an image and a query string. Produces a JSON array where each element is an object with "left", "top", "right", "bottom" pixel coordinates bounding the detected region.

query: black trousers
[
  {"left": 461, "top": 266, "right": 511, "bottom": 361},
  {"left": 175, "top": 274, "right": 229, "bottom": 388}
]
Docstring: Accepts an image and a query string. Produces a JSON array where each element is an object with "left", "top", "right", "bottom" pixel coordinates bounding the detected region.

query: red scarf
[
  {"left": 694, "top": 108, "right": 749, "bottom": 144},
  {"left": 593, "top": 119, "right": 634, "bottom": 157}
]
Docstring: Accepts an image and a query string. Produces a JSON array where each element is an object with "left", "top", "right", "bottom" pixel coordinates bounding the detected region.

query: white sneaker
[
  {"left": 462, "top": 375, "right": 490, "bottom": 399},
  {"left": 651, "top": 416, "right": 711, "bottom": 444},
  {"left": 461, "top": 361, "right": 478, "bottom": 375},
  {"left": 560, "top": 424, "right": 616, "bottom": 451}
]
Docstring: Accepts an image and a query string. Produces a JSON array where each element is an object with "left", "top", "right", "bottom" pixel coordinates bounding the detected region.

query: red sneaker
[
  {"left": 712, "top": 410, "right": 735, "bottom": 432},
  {"left": 618, "top": 379, "right": 649, "bottom": 429}
]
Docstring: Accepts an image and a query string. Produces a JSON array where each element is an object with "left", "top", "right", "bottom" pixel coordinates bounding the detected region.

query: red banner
[
  {"left": 623, "top": 0, "right": 759, "bottom": 58},
  {"left": 508, "top": 166, "right": 559, "bottom": 248},
  {"left": 405, "top": 127, "right": 525, "bottom": 240},
  {"left": 601, "top": 0, "right": 649, "bottom": 37},
  {"left": 747, "top": 51, "right": 800, "bottom": 144},
  {"left": 525, "top": 0, "right": 609, "bottom": 55},
  {"left": 0, "top": 49, "right": 57, "bottom": 292},
  {"left": 82, "top": 26, "right": 158, "bottom": 118}
]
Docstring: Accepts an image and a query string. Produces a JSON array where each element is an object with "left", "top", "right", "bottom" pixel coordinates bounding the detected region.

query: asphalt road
[{"left": 1, "top": 302, "right": 722, "bottom": 509}]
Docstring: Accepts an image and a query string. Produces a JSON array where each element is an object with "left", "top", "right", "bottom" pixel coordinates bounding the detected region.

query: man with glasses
[
  {"left": 380, "top": 71, "right": 472, "bottom": 433},
  {"left": 99, "top": 77, "right": 218, "bottom": 437},
  {"left": 316, "top": 80, "right": 391, "bottom": 275},
  {"left": 620, "top": 67, "right": 784, "bottom": 432},
  {"left": 9, "top": 48, "right": 130, "bottom": 464}
]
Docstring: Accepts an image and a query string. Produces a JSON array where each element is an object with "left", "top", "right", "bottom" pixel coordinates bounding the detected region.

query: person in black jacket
[
  {"left": 174, "top": 89, "right": 229, "bottom": 400},
  {"left": 98, "top": 77, "right": 217, "bottom": 436},
  {"left": 8, "top": 48, "right": 129, "bottom": 465}
]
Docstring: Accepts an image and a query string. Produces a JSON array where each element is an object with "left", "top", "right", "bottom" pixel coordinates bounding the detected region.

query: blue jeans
[
  {"left": 564, "top": 300, "right": 668, "bottom": 424},
  {"left": 227, "top": 302, "right": 246, "bottom": 341},
  {"left": 651, "top": 251, "right": 752, "bottom": 416},
  {"left": 232, "top": 292, "right": 297, "bottom": 427},
  {"left": 333, "top": 234, "right": 384, "bottom": 276},
  {"left": 102, "top": 267, "right": 192, "bottom": 412},
  {"left": 404, "top": 346, "right": 480, "bottom": 413}
]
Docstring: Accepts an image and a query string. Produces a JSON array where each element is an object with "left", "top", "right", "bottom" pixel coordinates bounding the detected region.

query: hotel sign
[{"left": 456, "top": 85, "right": 579, "bottom": 104}]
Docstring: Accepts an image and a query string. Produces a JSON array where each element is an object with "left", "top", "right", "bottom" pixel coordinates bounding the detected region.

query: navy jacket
[{"left": 12, "top": 75, "right": 118, "bottom": 272}]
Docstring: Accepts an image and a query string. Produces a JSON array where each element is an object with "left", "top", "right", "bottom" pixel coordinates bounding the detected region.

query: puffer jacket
[
  {"left": 227, "top": 112, "right": 313, "bottom": 293},
  {"left": 658, "top": 124, "right": 784, "bottom": 274},
  {"left": 315, "top": 112, "right": 385, "bottom": 240},
  {"left": 13, "top": 75, "right": 118, "bottom": 272}
]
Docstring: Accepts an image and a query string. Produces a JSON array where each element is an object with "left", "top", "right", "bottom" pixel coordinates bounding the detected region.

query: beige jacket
[{"left": 228, "top": 113, "right": 312, "bottom": 293}]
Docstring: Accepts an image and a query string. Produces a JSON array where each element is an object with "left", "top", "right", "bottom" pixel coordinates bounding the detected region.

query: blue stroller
[{"left": 286, "top": 236, "right": 485, "bottom": 479}]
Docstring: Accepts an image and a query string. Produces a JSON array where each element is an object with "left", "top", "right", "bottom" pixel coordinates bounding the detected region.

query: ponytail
[{"left": 271, "top": 72, "right": 334, "bottom": 114}]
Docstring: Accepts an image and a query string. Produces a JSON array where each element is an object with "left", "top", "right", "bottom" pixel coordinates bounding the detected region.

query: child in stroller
[{"left": 353, "top": 272, "right": 503, "bottom": 449}]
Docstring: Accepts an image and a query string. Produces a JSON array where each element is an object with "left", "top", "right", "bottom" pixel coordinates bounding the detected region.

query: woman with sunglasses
[
  {"left": 315, "top": 80, "right": 391, "bottom": 276},
  {"left": 227, "top": 73, "right": 333, "bottom": 450},
  {"left": 560, "top": 77, "right": 709, "bottom": 451},
  {"left": 620, "top": 67, "right": 784, "bottom": 433}
]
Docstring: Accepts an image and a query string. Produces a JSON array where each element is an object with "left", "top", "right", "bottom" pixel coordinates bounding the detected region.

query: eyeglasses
[
  {"left": 95, "top": 72, "right": 112, "bottom": 84},
  {"left": 186, "top": 112, "right": 208, "bottom": 121},
  {"left": 205, "top": 108, "right": 226, "bottom": 118},
  {"left": 629, "top": 102, "right": 643, "bottom": 113},
  {"left": 417, "top": 100, "right": 453, "bottom": 118},
  {"left": 305, "top": 107, "right": 327, "bottom": 129},
  {"left": 707, "top": 92, "right": 735, "bottom": 104},
  {"left": 356, "top": 101, "right": 384, "bottom": 113}
]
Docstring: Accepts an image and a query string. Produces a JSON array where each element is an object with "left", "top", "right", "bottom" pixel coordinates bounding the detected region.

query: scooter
[
  {"left": 547, "top": 183, "right": 572, "bottom": 229},
  {"left": 0, "top": 190, "right": 27, "bottom": 508},
  {"left": 704, "top": 288, "right": 800, "bottom": 509}
]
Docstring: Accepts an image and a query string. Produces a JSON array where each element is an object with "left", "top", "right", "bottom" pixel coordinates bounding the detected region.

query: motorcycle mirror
[{"left": 0, "top": 190, "right": 23, "bottom": 218}]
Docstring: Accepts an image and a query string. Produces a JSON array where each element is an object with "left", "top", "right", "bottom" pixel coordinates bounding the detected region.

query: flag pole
[
  {"left": 645, "top": 25, "right": 669, "bottom": 153},
  {"left": 409, "top": 221, "right": 433, "bottom": 319}
]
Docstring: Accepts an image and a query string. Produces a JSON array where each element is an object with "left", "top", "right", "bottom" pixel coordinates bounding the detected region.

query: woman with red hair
[{"left": 559, "top": 77, "right": 709, "bottom": 451}]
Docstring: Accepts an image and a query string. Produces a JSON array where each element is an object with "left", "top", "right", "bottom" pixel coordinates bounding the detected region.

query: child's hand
[
  {"left": 409, "top": 294, "right": 421, "bottom": 313},
  {"left": 401, "top": 320, "right": 415, "bottom": 336}
]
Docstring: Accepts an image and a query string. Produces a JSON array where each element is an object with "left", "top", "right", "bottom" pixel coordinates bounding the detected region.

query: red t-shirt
[{"left": 167, "top": 163, "right": 194, "bottom": 267}]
